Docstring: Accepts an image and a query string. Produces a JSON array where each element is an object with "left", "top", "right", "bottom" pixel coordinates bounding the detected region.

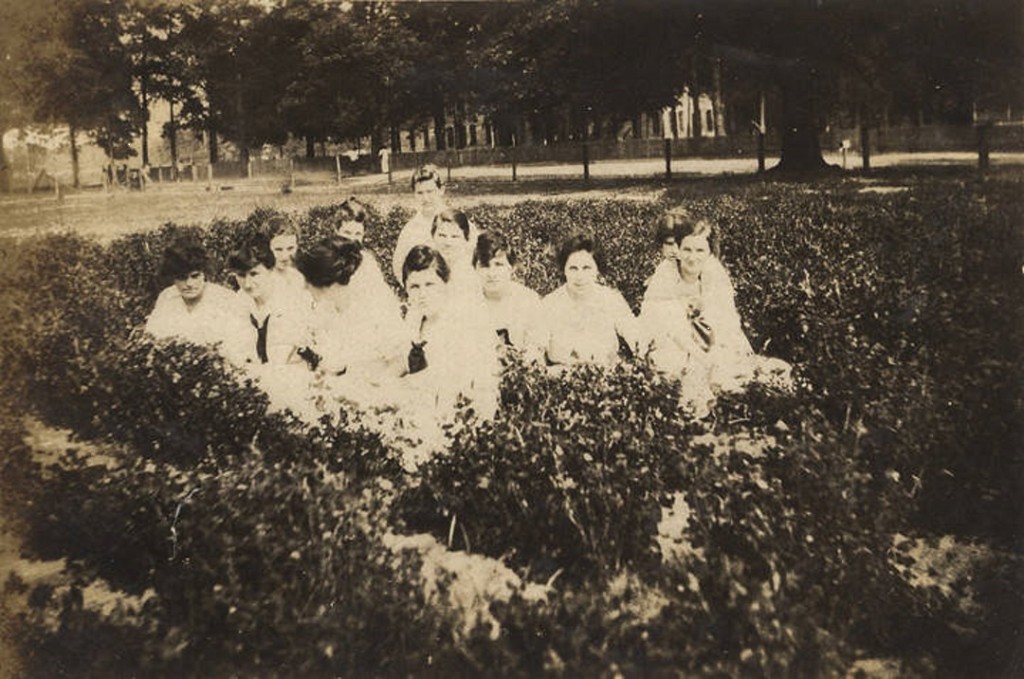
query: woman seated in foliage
[
  {"left": 431, "top": 209, "right": 485, "bottom": 305},
  {"left": 335, "top": 196, "right": 392, "bottom": 295},
  {"left": 472, "top": 231, "right": 545, "bottom": 360},
  {"left": 540, "top": 234, "right": 640, "bottom": 367},
  {"left": 296, "top": 238, "right": 407, "bottom": 397},
  {"left": 266, "top": 214, "right": 308, "bottom": 296},
  {"left": 144, "top": 237, "right": 254, "bottom": 366},
  {"left": 227, "top": 238, "right": 314, "bottom": 368},
  {"left": 397, "top": 245, "right": 500, "bottom": 423},
  {"left": 639, "top": 210, "right": 792, "bottom": 398}
]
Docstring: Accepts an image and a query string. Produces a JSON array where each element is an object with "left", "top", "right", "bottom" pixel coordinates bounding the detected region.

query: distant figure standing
[{"left": 378, "top": 146, "right": 391, "bottom": 175}]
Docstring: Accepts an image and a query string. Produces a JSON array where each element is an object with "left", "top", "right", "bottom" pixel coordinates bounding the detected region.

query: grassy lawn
[{"left": 5, "top": 163, "right": 1020, "bottom": 242}]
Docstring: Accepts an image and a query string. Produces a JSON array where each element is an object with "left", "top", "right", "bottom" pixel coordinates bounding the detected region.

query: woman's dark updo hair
[
  {"left": 473, "top": 231, "right": 517, "bottom": 268},
  {"left": 295, "top": 237, "right": 363, "bottom": 288},
  {"left": 266, "top": 213, "right": 300, "bottom": 239},
  {"left": 431, "top": 209, "right": 471, "bottom": 240},
  {"left": 227, "top": 237, "right": 275, "bottom": 274},
  {"left": 159, "top": 237, "right": 208, "bottom": 280},
  {"left": 402, "top": 245, "right": 450, "bottom": 287},
  {"left": 656, "top": 209, "right": 720, "bottom": 256},
  {"left": 338, "top": 197, "right": 367, "bottom": 224},
  {"left": 556, "top": 234, "right": 606, "bottom": 279},
  {"left": 411, "top": 164, "right": 443, "bottom": 190}
]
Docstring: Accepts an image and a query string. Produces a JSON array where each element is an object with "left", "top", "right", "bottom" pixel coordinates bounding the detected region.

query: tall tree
[
  {"left": 26, "top": 0, "right": 141, "bottom": 186},
  {"left": 0, "top": 0, "right": 53, "bottom": 191}
]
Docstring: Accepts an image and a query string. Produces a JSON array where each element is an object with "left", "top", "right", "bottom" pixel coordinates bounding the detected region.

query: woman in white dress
[
  {"left": 639, "top": 211, "right": 792, "bottom": 398},
  {"left": 540, "top": 234, "right": 640, "bottom": 367},
  {"left": 398, "top": 245, "right": 500, "bottom": 423},
  {"left": 296, "top": 238, "right": 407, "bottom": 411},
  {"left": 226, "top": 239, "right": 314, "bottom": 367},
  {"left": 335, "top": 196, "right": 391, "bottom": 296},
  {"left": 430, "top": 209, "right": 484, "bottom": 305},
  {"left": 266, "top": 214, "right": 307, "bottom": 296},
  {"left": 144, "top": 237, "right": 253, "bottom": 367},
  {"left": 472, "top": 231, "right": 545, "bottom": 360}
]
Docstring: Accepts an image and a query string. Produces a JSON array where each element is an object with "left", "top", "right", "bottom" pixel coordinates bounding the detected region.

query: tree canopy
[{"left": 1, "top": 0, "right": 1020, "bottom": 178}]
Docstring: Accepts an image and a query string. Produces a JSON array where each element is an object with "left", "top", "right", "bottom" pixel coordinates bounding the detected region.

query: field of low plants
[{"left": 1, "top": 169, "right": 1021, "bottom": 676}]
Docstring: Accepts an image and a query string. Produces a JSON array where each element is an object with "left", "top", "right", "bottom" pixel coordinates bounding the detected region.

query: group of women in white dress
[{"left": 144, "top": 165, "right": 791, "bottom": 439}]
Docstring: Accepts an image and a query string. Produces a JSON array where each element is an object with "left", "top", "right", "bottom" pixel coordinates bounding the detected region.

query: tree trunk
[
  {"left": 208, "top": 127, "right": 219, "bottom": 164},
  {"left": 168, "top": 102, "right": 178, "bottom": 180},
  {"left": 305, "top": 135, "right": 315, "bottom": 158},
  {"left": 69, "top": 124, "right": 80, "bottom": 188},
  {"left": 390, "top": 125, "right": 400, "bottom": 153},
  {"left": 712, "top": 58, "right": 727, "bottom": 137},
  {"left": 234, "top": 71, "right": 248, "bottom": 166},
  {"left": 432, "top": 92, "right": 447, "bottom": 151},
  {"left": 0, "top": 131, "right": 10, "bottom": 193},
  {"left": 141, "top": 78, "right": 149, "bottom": 166},
  {"left": 774, "top": 67, "right": 828, "bottom": 172}
]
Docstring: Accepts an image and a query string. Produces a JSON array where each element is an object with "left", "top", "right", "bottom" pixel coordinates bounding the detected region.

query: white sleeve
[
  {"left": 391, "top": 222, "right": 417, "bottom": 283},
  {"left": 610, "top": 289, "right": 641, "bottom": 356},
  {"left": 144, "top": 287, "right": 179, "bottom": 339}
]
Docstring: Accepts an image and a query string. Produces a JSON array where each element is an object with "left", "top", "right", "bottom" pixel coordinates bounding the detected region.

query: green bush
[{"left": 398, "top": 354, "right": 689, "bottom": 580}]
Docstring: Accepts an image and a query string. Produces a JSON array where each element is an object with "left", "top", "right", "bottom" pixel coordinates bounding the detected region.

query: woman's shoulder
[
  {"left": 540, "top": 285, "right": 569, "bottom": 306},
  {"left": 597, "top": 283, "right": 630, "bottom": 306},
  {"left": 701, "top": 256, "right": 737, "bottom": 297},
  {"left": 644, "top": 260, "right": 682, "bottom": 301},
  {"left": 154, "top": 285, "right": 181, "bottom": 305},
  {"left": 205, "top": 282, "right": 245, "bottom": 304},
  {"left": 511, "top": 280, "right": 542, "bottom": 303}
]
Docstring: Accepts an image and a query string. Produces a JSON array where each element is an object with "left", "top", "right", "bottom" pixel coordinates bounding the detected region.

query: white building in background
[{"left": 661, "top": 87, "right": 720, "bottom": 140}]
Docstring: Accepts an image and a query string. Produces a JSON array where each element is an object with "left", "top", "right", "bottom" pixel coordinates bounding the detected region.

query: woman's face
[
  {"left": 677, "top": 235, "right": 710, "bottom": 279},
  {"left": 432, "top": 220, "right": 467, "bottom": 262},
  {"left": 414, "top": 181, "right": 445, "bottom": 216},
  {"left": 337, "top": 220, "right": 364, "bottom": 243},
  {"left": 270, "top": 234, "right": 298, "bottom": 271},
  {"left": 405, "top": 267, "right": 447, "bottom": 318},
  {"left": 661, "top": 236, "right": 679, "bottom": 261},
  {"left": 564, "top": 250, "right": 599, "bottom": 298},
  {"left": 174, "top": 271, "right": 206, "bottom": 303},
  {"left": 475, "top": 251, "right": 513, "bottom": 297},
  {"left": 232, "top": 265, "right": 271, "bottom": 304}
]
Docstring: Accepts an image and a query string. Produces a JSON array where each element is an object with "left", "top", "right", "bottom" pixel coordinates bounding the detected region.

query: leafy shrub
[
  {"left": 397, "top": 354, "right": 690, "bottom": 580},
  {"left": 3, "top": 442, "right": 450, "bottom": 677},
  {"left": 36, "top": 334, "right": 268, "bottom": 466}
]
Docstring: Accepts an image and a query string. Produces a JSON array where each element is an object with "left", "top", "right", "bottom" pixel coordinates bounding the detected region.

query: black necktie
[
  {"left": 250, "top": 314, "right": 269, "bottom": 364},
  {"left": 408, "top": 341, "right": 427, "bottom": 374},
  {"left": 408, "top": 315, "right": 428, "bottom": 373}
]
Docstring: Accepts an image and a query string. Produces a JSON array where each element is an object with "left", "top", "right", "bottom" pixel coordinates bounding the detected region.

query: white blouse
[
  {"left": 540, "top": 284, "right": 639, "bottom": 367},
  {"left": 144, "top": 282, "right": 254, "bottom": 366}
]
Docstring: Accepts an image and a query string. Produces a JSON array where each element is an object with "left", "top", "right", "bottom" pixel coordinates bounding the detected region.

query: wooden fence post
[
  {"left": 511, "top": 134, "right": 517, "bottom": 182},
  {"left": 860, "top": 125, "right": 871, "bottom": 169},
  {"left": 977, "top": 122, "right": 991, "bottom": 172}
]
